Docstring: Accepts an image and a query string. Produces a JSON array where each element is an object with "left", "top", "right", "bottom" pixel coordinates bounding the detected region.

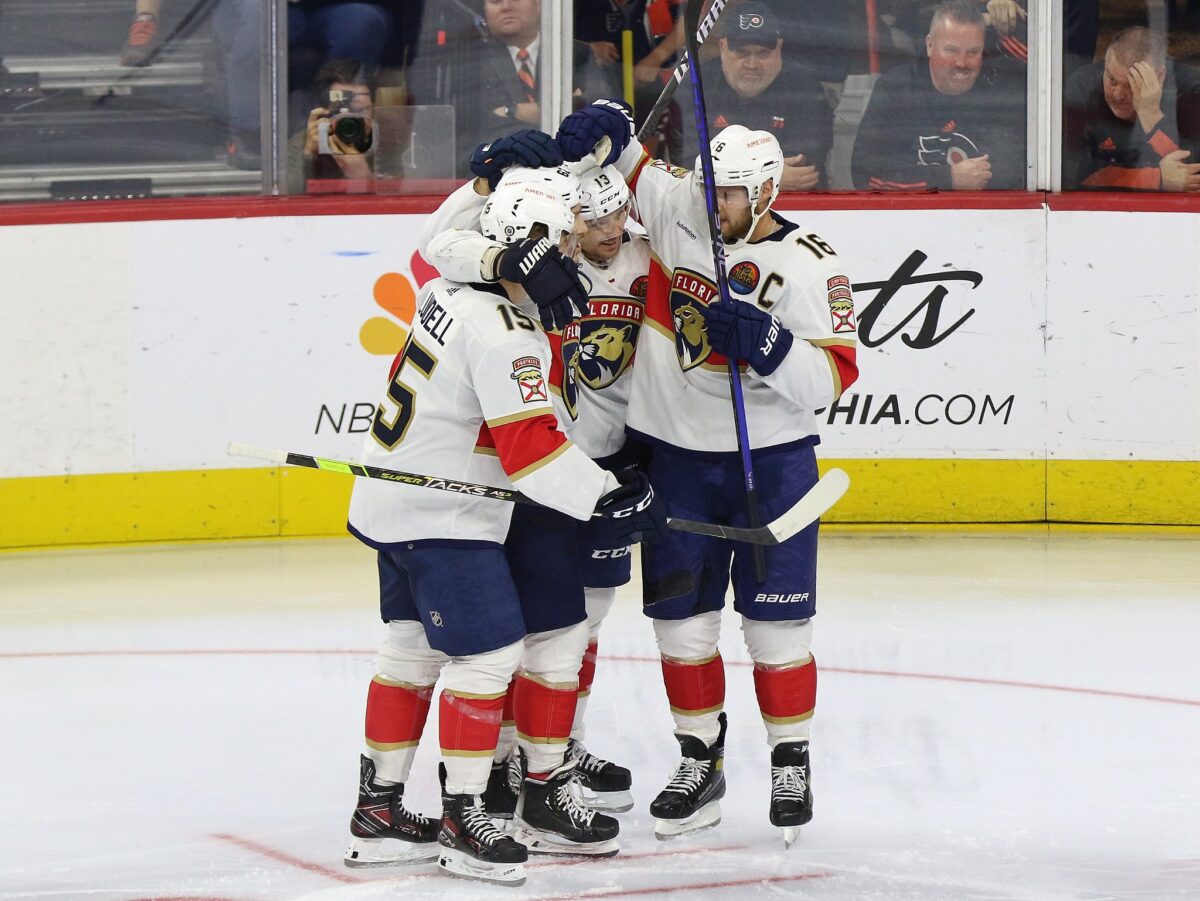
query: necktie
[{"left": 517, "top": 48, "right": 536, "bottom": 103}]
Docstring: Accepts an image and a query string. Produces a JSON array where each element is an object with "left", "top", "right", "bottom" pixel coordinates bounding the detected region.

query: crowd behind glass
[{"left": 0, "top": 0, "right": 1198, "bottom": 200}]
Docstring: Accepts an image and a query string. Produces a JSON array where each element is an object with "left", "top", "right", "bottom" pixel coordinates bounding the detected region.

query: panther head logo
[
  {"left": 674, "top": 301, "right": 712, "bottom": 371},
  {"left": 577, "top": 323, "right": 635, "bottom": 389}
]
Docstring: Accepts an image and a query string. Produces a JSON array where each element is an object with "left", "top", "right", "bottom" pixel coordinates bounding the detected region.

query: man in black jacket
[
  {"left": 678, "top": 2, "right": 834, "bottom": 191},
  {"left": 852, "top": 0, "right": 1025, "bottom": 191}
]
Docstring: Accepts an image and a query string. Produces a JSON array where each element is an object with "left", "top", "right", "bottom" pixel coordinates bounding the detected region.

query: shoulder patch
[
  {"left": 630, "top": 275, "right": 649, "bottom": 298},
  {"left": 511, "top": 357, "right": 548, "bottom": 403},
  {"left": 826, "top": 278, "right": 856, "bottom": 334}
]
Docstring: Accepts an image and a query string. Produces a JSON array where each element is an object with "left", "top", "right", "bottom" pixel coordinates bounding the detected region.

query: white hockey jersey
[
  {"left": 418, "top": 181, "right": 650, "bottom": 460},
  {"left": 347, "top": 277, "right": 618, "bottom": 547},
  {"left": 613, "top": 144, "right": 859, "bottom": 455}
]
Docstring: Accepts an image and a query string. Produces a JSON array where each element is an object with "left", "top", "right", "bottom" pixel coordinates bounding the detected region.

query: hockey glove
[
  {"left": 701, "top": 300, "right": 794, "bottom": 377},
  {"left": 594, "top": 468, "right": 669, "bottom": 544},
  {"left": 555, "top": 99, "right": 634, "bottom": 166},
  {"left": 494, "top": 237, "right": 590, "bottom": 331},
  {"left": 469, "top": 130, "right": 564, "bottom": 190}
]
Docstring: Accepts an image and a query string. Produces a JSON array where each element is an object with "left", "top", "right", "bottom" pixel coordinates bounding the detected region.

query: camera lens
[{"left": 335, "top": 116, "right": 365, "bottom": 144}]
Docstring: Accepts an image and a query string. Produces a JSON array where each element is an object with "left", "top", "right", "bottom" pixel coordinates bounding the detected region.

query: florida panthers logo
[
  {"left": 669, "top": 269, "right": 719, "bottom": 371},
  {"left": 917, "top": 131, "right": 982, "bottom": 167},
  {"left": 573, "top": 298, "right": 643, "bottom": 391},
  {"left": 558, "top": 321, "right": 581, "bottom": 420}
]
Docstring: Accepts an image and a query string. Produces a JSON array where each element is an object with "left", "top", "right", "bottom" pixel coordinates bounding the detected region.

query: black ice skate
[
  {"left": 567, "top": 738, "right": 634, "bottom": 812},
  {"left": 438, "top": 786, "right": 528, "bottom": 886},
  {"left": 344, "top": 755, "right": 439, "bottom": 867},
  {"left": 513, "top": 760, "right": 621, "bottom": 856},
  {"left": 649, "top": 712, "right": 728, "bottom": 840},
  {"left": 770, "top": 740, "right": 814, "bottom": 849},
  {"left": 482, "top": 748, "right": 523, "bottom": 820}
]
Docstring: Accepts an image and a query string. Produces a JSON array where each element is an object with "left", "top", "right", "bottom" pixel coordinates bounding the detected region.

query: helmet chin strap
[{"left": 725, "top": 182, "right": 776, "bottom": 251}]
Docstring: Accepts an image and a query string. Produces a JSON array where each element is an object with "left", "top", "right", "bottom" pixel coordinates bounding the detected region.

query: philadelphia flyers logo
[{"left": 739, "top": 13, "right": 765, "bottom": 29}]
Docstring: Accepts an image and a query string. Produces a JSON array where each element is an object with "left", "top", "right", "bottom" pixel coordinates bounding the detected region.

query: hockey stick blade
[{"left": 227, "top": 442, "right": 828, "bottom": 545}]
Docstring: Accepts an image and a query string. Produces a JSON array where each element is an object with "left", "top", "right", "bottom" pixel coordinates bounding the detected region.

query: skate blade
[
  {"left": 653, "top": 801, "right": 721, "bottom": 841},
  {"left": 511, "top": 821, "right": 620, "bottom": 857},
  {"left": 781, "top": 826, "right": 800, "bottom": 849},
  {"left": 344, "top": 835, "right": 439, "bottom": 868},
  {"left": 438, "top": 848, "right": 526, "bottom": 886},
  {"left": 579, "top": 788, "right": 634, "bottom": 813}
]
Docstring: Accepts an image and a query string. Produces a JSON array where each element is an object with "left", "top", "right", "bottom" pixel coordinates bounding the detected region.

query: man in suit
[{"left": 448, "top": 0, "right": 617, "bottom": 176}]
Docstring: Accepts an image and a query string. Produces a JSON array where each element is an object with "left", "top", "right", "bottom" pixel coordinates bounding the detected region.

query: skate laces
[
  {"left": 771, "top": 764, "right": 808, "bottom": 801},
  {"left": 568, "top": 741, "right": 608, "bottom": 775},
  {"left": 662, "top": 756, "right": 709, "bottom": 795},
  {"left": 462, "top": 799, "right": 508, "bottom": 845},
  {"left": 555, "top": 776, "right": 598, "bottom": 826}
]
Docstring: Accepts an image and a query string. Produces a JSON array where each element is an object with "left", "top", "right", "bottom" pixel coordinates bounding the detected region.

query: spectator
[
  {"left": 677, "top": 2, "right": 833, "bottom": 191},
  {"left": 852, "top": 0, "right": 1025, "bottom": 191},
  {"left": 210, "top": 0, "right": 393, "bottom": 170},
  {"left": 446, "top": 0, "right": 617, "bottom": 176},
  {"left": 1063, "top": 26, "right": 1200, "bottom": 192},
  {"left": 120, "top": 0, "right": 162, "bottom": 67},
  {"left": 287, "top": 59, "right": 376, "bottom": 194},
  {"left": 574, "top": 0, "right": 684, "bottom": 117}
]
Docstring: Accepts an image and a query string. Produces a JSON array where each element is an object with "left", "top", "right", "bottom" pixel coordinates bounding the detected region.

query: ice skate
[
  {"left": 513, "top": 760, "right": 620, "bottom": 856},
  {"left": 438, "top": 787, "right": 528, "bottom": 886},
  {"left": 344, "top": 755, "right": 439, "bottom": 867},
  {"left": 770, "top": 740, "right": 813, "bottom": 849},
  {"left": 650, "top": 712, "right": 727, "bottom": 840},
  {"left": 567, "top": 738, "right": 633, "bottom": 812},
  {"left": 482, "top": 749, "right": 523, "bottom": 820}
]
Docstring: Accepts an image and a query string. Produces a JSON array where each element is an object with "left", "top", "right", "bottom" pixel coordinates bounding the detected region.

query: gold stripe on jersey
[
  {"left": 516, "top": 669, "right": 577, "bottom": 690},
  {"left": 365, "top": 738, "right": 419, "bottom": 751},
  {"left": 516, "top": 731, "right": 571, "bottom": 744},
  {"left": 473, "top": 445, "right": 500, "bottom": 456},
  {"left": 669, "top": 702, "right": 724, "bottom": 716},
  {"left": 760, "top": 709, "right": 815, "bottom": 725},
  {"left": 661, "top": 651, "right": 721, "bottom": 666},
  {"left": 753, "top": 655, "right": 814, "bottom": 671},
  {"left": 443, "top": 688, "right": 507, "bottom": 701},
  {"left": 370, "top": 674, "right": 433, "bottom": 691},
  {"left": 441, "top": 748, "right": 496, "bottom": 757},
  {"left": 509, "top": 440, "right": 572, "bottom": 482},
  {"left": 485, "top": 406, "right": 556, "bottom": 429}
]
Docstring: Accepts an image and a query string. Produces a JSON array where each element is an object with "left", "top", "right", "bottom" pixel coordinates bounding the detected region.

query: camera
[{"left": 317, "top": 89, "right": 372, "bottom": 154}]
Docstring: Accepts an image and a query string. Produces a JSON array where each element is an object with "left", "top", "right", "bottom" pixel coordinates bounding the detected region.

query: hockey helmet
[
  {"left": 480, "top": 165, "right": 583, "bottom": 250},
  {"left": 577, "top": 163, "right": 631, "bottom": 222},
  {"left": 695, "top": 124, "right": 784, "bottom": 212}
]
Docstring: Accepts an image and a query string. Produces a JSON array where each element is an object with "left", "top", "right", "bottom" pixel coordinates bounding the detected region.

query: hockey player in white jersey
[
  {"left": 419, "top": 155, "right": 652, "bottom": 816},
  {"left": 344, "top": 172, "right": 667, "bottom": 884},
  {"left": 556, "top": 102, "right": 860, "bottom": 845}
]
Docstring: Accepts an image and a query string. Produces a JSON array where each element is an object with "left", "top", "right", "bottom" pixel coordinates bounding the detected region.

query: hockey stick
[
  {"left": 634, "top": 0, "right": 728, "bottom": 143},
  {"left": 681, "top": 0, "right": 768, "bottom": 581},
  {"left": 228, "top": 442, "right": 848, "bottom": 546}
]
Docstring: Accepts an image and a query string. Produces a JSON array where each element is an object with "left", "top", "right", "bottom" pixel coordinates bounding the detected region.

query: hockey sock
[
  {"left": 660, "top": 652, "right": 725, "bottom": 746},
  {"left": 364, "top": 675, "right": 434, "bottom": 784},
  {"left": 752, "top": 655, "right": 817, "bottom": 746},
  {"left": 440, "top": 688, "right": 507, "bottom": 794},
  {"left": 513, "top": 670, "right": 578, "bottom": 775},
  {"left": 570, "top": 639, "right": 599, "bottom": 742}
]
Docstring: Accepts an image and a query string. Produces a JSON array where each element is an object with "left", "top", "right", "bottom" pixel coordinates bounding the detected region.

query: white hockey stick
[{"left": 228, "top": 442, "right": 848, "bottom": 546}]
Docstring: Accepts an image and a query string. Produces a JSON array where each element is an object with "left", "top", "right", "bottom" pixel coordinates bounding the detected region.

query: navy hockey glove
[
  {"left": 594, "top": 468, "right": 669, "bottom": 544},
  {"left": 495, "top": 236, "right": 590, "bottom": 331},
  {"left": 469, "top": 130, "right": 564, "bottom": 189},
  {"left": 701, "top": 300, "right": 794, "bottom": 377},
  {"left": 555, "top": 99, "right": 634, "bottom": 166}
]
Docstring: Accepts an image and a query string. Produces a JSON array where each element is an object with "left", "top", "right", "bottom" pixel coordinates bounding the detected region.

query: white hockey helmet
[
  {"left": 577, "top": 163, "right": 631, "bottom": 221},
  {"left": 696, "top": 124, "right": 784, "bottom": 212},
  {"left": 480, "top": 165, "right": 582, "bottom": 248}
]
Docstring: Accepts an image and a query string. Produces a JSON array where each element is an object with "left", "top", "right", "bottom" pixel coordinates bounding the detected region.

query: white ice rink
[{"left": 2, "top": 530, "right": 1199, "bottom": 901}]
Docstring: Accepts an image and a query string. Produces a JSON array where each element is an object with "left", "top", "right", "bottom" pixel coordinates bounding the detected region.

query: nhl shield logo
[
  {"left": 576, "top": 298, "right": 643, "bottom": 390},
  {"left": 430, "top": 611, "right": 443, "bottom": 627}
]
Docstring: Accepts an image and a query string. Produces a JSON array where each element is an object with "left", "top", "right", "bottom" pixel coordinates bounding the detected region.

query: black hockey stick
[
  {"left": 634, "top": 0, "right": 728, "bottom": 143},
  {"left": 228, "top": 442, "right": 848, "bottom": 546},
  {"left": 681, "top": 0, "right": 768, "bottom": 580}
]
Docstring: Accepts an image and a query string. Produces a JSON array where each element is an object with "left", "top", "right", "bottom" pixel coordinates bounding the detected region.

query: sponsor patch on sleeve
[
  {"left": 511, "top": 356, "right": 548, "bottom": 403},
  {"left": 826, "top": 277, "right": 856, "bottom": 333}
]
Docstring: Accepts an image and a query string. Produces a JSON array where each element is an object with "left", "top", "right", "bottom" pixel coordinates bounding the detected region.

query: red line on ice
[
  {"left": 3, "top": 649, "right": 1198, "bottom": 708},
  {"left": 209, "top": 832, "right": 364, "bottom": 884},
  {"left": 526, "top": 870, "right": 835, "bottom": 899}
]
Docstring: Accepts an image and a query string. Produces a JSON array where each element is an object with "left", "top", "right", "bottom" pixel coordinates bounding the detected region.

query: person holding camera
[{"left": 288, "top": 58, "right": 376, "bottom": 193}]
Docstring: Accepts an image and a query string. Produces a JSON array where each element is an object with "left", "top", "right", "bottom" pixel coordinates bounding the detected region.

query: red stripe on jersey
[
  {"left": 627, "top": 147, "right": 652, "bottom": 193},
  {"left": 475, "top": 422, "right": 497, "bottom": 452},
  {"left": 661, "top": 653, "right": 726, "bottom": 715},
  {"left": 1082, "top": 166, "right": 1162, "bottom": 190},
  {"left": 577, "top": 640, "right": 598, "bottom": 695},
  {"left": 365, "top": 679, "right": 434, "bottom": 745},
  {"left": 491, "top": 413, "right": 569, "bottom": 477},
  {"left": 513, "top": 673, "right": 578, "bottom": 743},
  {"left": 752, "top": 657, "right": 816, "bottom": 720},
  {"left": 825, "top": 344, "right": 859, "bottom": 397},
  {"left": 868, "top": 177, "right": 930, "bottom": 191},
  {"left": 440, "top": 690, "right": 505, "bottom": 754},
  {"left": 545, "top": 327, "right": 567, "bottom": 393},
  {"left": 644, "top": 257, "right": 674, "bottom": 332},
  {"left": 502, "top": 682, "right": 515, "bottom": 726},
  {"left": 1149, "top": 128, "right": 1180, "bottom": 159}
]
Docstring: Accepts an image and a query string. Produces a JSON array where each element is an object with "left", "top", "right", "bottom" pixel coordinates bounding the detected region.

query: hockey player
[
  {"left": 556, "top": 101, "right": 860, "bottom": 845},
  {"left": 344, "top": 171, "right": 667, "bottom": 884},
  {"left": 417, "top": 157, "right": 651, "bottom": 816}
]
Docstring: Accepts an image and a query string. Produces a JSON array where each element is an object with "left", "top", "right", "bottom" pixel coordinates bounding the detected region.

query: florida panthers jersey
[
  {"left": 419, "top": 183, "right": 651, "bottom": 460},
  {"left": 614, "top": 145, "right": 859, "bottom": 455},
  {"left": 347, "top": 277, "right": 617, "bottom": 547}
]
